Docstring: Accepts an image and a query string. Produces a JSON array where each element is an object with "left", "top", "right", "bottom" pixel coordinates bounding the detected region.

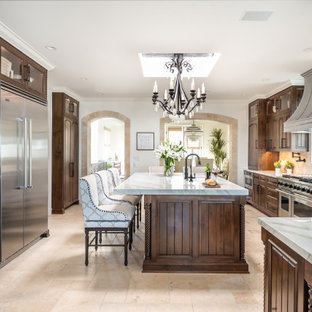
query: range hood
[{"left": 284, "top": 68, "right": 312, "bottom": 133}]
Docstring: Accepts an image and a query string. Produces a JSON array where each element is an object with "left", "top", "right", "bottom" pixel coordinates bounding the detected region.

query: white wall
[{"left": 79, "top": 98, "right": 248, "bottom": 186}]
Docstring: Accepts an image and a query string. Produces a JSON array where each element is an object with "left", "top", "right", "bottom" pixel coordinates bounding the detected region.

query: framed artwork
[{"left": 136, "top": 132, "right": 155, "bottom": 150}]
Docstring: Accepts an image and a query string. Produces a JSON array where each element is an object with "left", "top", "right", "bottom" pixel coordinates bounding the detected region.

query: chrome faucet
[{"left": 184, "top": 153, "right": 201, "bottom": 182}]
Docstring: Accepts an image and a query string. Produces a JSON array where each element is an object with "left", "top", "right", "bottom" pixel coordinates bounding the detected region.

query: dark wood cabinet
[
  {"left": 52, "top": 93, "right": 79, "bottom": 214},
  {"left": 248, "top": 100, "right": 279, "bottom": 170},
  {"left": 262, "top": 228, "right": 312, "bottom": 312},
  {"left": 0, "top": 37, "right": 47, "bottom": 101},
  {"left": 249, "top": 173, "right": 278, "bottom": 217},
  {"left": 265, "top": 86, "right": 308, "bottom": 152}
]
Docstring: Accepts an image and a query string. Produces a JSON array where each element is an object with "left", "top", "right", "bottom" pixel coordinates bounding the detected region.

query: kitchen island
[{"left": 115, "top": 173, "right": 249, "bottom": 273}]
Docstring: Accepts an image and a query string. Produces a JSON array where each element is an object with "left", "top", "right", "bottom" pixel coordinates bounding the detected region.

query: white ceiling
[{"left": 0, "top": 1, "right": 312, "bottom": 100}]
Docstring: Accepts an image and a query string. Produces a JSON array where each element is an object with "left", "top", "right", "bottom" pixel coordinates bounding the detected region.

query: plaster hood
[{"left": 284, "top": 68, "right": 312, "bottom": 133}]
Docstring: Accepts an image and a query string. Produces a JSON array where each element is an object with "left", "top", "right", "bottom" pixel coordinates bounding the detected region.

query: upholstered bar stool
[
  {"left": 80, "top": 174, "right": 135, "bottom": 266},
  {"left": 108, "top": 168, "right": 142, "bottom": 229}
]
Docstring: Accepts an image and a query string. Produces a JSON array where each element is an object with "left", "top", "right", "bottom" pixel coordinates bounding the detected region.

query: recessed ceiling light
[
  {"left": 45, "top": 45, "right": 56, "bottom": 51},
  {"left": 241, "top": 11, "right": 273, "bottom": 21},
  {"left": 138, "top": 53, "right": 221, "bottom": 78}
]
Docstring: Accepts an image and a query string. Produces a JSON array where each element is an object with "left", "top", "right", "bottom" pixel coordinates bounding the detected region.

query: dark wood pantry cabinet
[
  {"left": 0, "top": 38, "right": 47, "bottom": 101},
  {"left": 52, "top": 93, "right": 79, "bottom": 214}
]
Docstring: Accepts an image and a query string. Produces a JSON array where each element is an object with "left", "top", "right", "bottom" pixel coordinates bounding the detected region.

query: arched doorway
[
  {"left": 160, "top": 113, "right": 238, "bottom": 183},
  {"left": 81, "top": 111, "right": 130, "bottom": 177}
]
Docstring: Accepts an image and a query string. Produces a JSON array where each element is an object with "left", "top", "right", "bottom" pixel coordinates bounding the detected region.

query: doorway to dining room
[
  {"left": 81, "top": 111, "right": 130, "bottom": 178},
  {"left": 90, "top": 117, "right": 125, "bottom": 176}
]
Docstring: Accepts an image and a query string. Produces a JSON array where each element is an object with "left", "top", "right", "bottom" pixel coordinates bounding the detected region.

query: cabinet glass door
[
  {"left": 27, "top": 64, "right": 44, "bottom": 94},
  {"left": 1, "top": 46, "right": 23, "bottom": 84},
  {"left": 280, "top": 92, "right": 291, "bottom": 112}
]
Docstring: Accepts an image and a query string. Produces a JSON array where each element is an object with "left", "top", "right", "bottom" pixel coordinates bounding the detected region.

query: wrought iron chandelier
[{"left": 152, "top": 53, "right": 206, "bottom": 121}]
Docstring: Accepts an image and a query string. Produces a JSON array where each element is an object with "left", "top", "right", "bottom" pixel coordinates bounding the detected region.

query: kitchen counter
[
  {"left": 245, "top": 169, "right": 278, "bottom": 178},
  {"left": 115, "top": 172, "right": 248, "bottom": 273},
  {"left": 114, "top": 172, "right": 248, "bottom": 196},
  {"left": 258, "top": 217, "right": 312, "bottom": 264}
]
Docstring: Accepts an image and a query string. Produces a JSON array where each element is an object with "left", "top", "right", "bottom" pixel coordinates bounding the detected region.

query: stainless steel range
[{"left": 277, "top": 175, "right": 312, "bottom": 217}]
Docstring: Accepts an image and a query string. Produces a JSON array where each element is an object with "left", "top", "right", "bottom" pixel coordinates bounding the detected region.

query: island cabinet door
[
  {"left": 263, "top": 230, "right": 305, "bottom": 312},
  {"left": 196, "top": 199, "right": 240, "bottom": 260},
  {"left": 151, "top": 197, "right": 193, "bottom": 260}
]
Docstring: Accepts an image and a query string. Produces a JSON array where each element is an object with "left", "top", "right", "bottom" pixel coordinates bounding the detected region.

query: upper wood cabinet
[
  {"left": 0, "top": 38, "right": 47, "bottom": 101},
  {"left": 265, "top": 86, "right": 308, "bottom": 152},
  {"left": 248, "top": 100, "right": 279, "bottom": 170}
]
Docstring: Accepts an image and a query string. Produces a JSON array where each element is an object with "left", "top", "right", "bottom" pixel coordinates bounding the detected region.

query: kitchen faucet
[{"left": 184, "top": 153, "right": 201, "bottom": 182}]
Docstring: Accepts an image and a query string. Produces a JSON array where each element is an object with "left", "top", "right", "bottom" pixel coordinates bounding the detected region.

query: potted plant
[
  {"left": 274, "top": 160, "right": 282, "bottom": 176},
  {"left": 155, "top": 140, "right": 186, "bottom": 176},
  {"left": 205, "top": 163, "right": 211, "bottom": 179},
  {"left": 210, "top": 128, "right": 227, "bottom": 171},
  {"left": 285, "top": 160, "right": 294, "bottom": 175}
]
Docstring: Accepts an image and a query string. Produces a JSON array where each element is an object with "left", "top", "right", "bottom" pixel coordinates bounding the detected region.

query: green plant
[
  {"left": 205, "top": 163, "right": 211, "bottom": 173},
  {"left": 274, "top": 160, "right": 282, "bottom": 168},
  {"left": 210, "top": 128, "right": 227, "bottom": 170},
  {"left": 107, "top": 163, "right": 113, "bottom": 169},
  {"left": 285, "top": 160, "right": 294, "bottom": 169},
  {"left": 114, "top": 153, "right": 118, "bottom": 161}
]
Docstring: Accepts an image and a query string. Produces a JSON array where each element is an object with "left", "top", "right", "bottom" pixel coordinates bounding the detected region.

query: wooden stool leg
[
  {"left": 139, "top": 202, "right": 142, "bottom": 222},
  {"left": 124, "top": 231, "right": 128, "bottom": 266},
  {"left": 133, "top": 215, "right": 136, "bottom": 233},
  {"left": 95, "top": 231, "right": 98, "bottom": 251},
  {"left": 129, "top": 222, "right": 133, "bottom": 250},
  {"left": 136, "top": 204, "right": 140, "bottom": 229},
  {"left": 99, "top": 231, "right": 102, "bottom": 243},
  {"left": 85, "top": 229, "right": 89, "bottom": 266}
]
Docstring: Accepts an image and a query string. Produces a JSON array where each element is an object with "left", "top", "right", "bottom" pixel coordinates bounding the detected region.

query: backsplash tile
[{"left": 280, "top": 151, "right": 312, "bottom": 175}]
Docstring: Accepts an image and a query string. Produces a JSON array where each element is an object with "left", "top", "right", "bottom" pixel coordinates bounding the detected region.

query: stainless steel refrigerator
[{"left": 0, "top": 85, "right": 48, "bottom": 264}]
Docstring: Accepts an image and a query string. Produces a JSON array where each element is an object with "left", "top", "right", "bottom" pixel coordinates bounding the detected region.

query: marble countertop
[
  {"left": 114, "top": 172, "right": 248, "bottom": 196},
  {"left": 245, "top": 169, "right": 278, "bottom": 178},
  {"left": 258, "top": 217, "right": 312, "bottom": 264}
]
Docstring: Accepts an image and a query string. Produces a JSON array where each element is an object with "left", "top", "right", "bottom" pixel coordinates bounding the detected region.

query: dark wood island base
[{"left": 143, "top": 195, "right": 249, "bottom": 273}]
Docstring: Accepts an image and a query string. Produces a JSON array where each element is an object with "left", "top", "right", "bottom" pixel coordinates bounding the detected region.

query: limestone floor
[{"left": 0, "top": 204, "right": 265, "bottom": 312}]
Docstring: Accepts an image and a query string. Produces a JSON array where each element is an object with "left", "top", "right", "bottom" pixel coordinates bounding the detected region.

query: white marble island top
[
  {"left": 258, "top": 217, "right": 312, "bottom": 264},
  {"left": 114, "top": 172, "right": 248, "bottom": 196}
]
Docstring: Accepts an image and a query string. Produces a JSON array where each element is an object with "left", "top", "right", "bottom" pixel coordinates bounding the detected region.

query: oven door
[
  {"left": 244, "top": 175, "right": 253, "bottom": 190},
  {"left": 277, "top": 189, "right": 292, "bottom": 217},
  {"left": 292, "top": 194, "right": 312, "bottom": 217}
]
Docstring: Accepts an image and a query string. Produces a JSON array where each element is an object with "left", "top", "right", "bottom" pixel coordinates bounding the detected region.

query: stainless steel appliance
[
  {"left": 0, "top": 85, "right": 48, "bottom": 264},
  {"left": 244, "top": 170, "right": 253, "bottom": 189},
  {"left": 277, "top": 175, "right": 312, "bottom": 217}
]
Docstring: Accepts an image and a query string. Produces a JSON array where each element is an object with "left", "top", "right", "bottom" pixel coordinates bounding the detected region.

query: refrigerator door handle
[
  {"left": 16, "top": 117, "right": 27, "bottom": 190},
  {"left": 24, "top": 117, "right": 28, "bottom": 189},
  {"left": 28, "top": 118, "right": 33, "bottom": 189}
]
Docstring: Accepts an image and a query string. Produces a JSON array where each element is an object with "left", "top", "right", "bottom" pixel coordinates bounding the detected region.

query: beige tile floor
[{"left": 0, "top": 204, "right": 265, "bottom": 312}]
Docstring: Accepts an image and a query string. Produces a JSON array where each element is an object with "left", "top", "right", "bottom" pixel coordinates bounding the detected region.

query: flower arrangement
[
  {"left": 155, "top": 140, "right": 186, "bottom": 176},
  {"left": 274, "top": 160, "right": 282, "bottom": 168},
  {"left": 285, "top": 160, "right": 294, "bottom": 169}
]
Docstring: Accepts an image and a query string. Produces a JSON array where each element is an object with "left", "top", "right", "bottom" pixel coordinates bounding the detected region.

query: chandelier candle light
[{"left": 152, "top": 54, "right": 206, "bottom": 120}]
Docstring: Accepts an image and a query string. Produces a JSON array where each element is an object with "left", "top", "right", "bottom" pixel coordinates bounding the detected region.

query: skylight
[{"left": 139, "top": 53, "right": 221, "bottom": 78}]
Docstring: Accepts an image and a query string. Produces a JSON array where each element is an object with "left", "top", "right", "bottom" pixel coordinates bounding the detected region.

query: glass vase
[{"left": 164, "top": 159, "right": 174, "bottom": 177}]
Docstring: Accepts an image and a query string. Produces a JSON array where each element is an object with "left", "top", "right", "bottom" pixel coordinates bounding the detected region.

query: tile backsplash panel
[{"left": 280, "top": 151, "right": 312, "bottom": 175}]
